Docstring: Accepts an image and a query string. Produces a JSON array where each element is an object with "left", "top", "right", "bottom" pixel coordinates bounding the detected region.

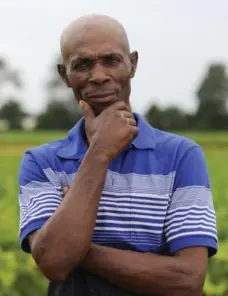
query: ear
[
  {"left": 129, "top": 51, "right": 138, "bottom": 78},
  {"left": 57, "top": 64, "right": 71, "bottom": 87}
]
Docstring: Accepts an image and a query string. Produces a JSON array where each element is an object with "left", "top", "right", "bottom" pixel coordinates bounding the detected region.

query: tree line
[{"left": 0, "top": 56, "right": 228, "bottom": 131}]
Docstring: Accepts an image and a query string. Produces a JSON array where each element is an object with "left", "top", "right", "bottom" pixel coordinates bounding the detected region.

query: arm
[
  {"left": 82, "top": 244, "right": 207, "bottom": 296},
  {"left": 19, "top": 146, "right": 108, "bottom": 282},
  {"left": 81, "top": 144, "right": 218, "bottom": 295},
  {"left": 19, "top": 101, "right": 138, "bottom": 282}
]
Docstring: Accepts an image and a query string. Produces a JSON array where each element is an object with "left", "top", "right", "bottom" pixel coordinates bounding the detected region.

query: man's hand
[
  {"left": 63, "top": 186, "right": 70, "bottom": 196},
  {"left": 80, "top": 100, "right": 138, "bottom": 161}
]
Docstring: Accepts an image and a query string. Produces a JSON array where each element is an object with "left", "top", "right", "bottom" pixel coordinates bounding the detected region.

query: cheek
[
  {"left": 113, "top": 67, "right": 131, "bottom": 88},
  {"left": 67, "top": 70, "right": 88, "bottom": 88}
]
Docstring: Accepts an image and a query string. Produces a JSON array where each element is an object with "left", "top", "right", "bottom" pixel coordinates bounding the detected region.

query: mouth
[
  {"left": 86, "top": 91, "right": 117, "bottom": 105},
  {"left": 87, "top": 91, "right": 116, "bottom": 99}
]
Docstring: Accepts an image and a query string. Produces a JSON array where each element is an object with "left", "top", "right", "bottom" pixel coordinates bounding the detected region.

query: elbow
[
  {"left": 175, "top": 271, "right": 204, "bottom": 296},
  {"left": 41, "top": 268, "right": 69, "bottom": 283},
  {"left": 31, "top": 243, "right": 88, "bottom": 282},
  {"left": 167, "top": 263, "right": 204, "bottom": 296},
  {"left": 35, "top": 254, "right": 83, "bottom": 282},
  {"left": 186, "top": 275, "right": 204, "bottom": 296}
]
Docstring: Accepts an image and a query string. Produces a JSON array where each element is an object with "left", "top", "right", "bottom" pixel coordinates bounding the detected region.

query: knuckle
[
  {"left": 116, "top": 101, "right": 126, "bottom": 109},
  {"left": 115, "top": 111, "right": 121, "bottom": 119},
  {"left": 117, "top": 100, "right": 125, "bottom": 107}
]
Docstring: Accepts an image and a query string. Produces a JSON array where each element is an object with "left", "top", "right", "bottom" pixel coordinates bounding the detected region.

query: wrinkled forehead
[{"left": 62, "top": 26, "right": 129, "bottom": 61}]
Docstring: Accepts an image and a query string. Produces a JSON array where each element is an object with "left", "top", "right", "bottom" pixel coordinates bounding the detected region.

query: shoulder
[
  {"left": 152, "top": 129, "right": 210, "bottom": 189},
  {"left": 150, "top": 128, "right": 209, "bottom": 179},
  {"left": 154, "top": 128, "right": 203, "bottom": 161},
  {"left": 18, "top": 136, "right": 68, "bottom": 185},
  {"left": 22, "top": 137, "right": 66, "bottom": 167},
  {"left": 154, "top": 128, "right": 198, "bottom": 150}
]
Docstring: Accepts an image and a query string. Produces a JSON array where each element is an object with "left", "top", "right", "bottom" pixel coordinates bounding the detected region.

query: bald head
[{"left": 60, "top": 14, "right": 130, "bottom": 61}]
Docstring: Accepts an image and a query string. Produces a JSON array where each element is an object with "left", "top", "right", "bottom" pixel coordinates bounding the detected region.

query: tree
[
  {"left": 37, "top": 56, "right": 82, "bottom": 130},
  {"left": 0, "top": 57, "right": 22, "bottom": 104},
  {"left": 37, "top": 100, "right": 81, "bottom": 130},
  {"left": 195, "top": 63, "right": 228, "bottom": 129},
  {"left": 0, "top": 57, "right": 25, "bottom": 129},
  {"left": 144, "top": 103, "right": 189, "bottom": 131},
  {"left": 0, "top": 58, "right": 21, "bottom": 89},
  {"left": 0, "top": 99, "right": 26, "bottom": 129}
]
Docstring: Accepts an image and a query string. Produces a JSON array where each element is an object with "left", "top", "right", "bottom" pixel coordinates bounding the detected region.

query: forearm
[
  {"left": 82, "top": 244, "right": 203, "bottom": 296},
  {"left": 31, "top": 146, "right": 109, "bottom": 281}
]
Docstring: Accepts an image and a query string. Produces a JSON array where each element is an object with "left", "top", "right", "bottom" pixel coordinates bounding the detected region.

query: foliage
[
  {"left": 0, "top": 155, "right": 48, "bottom": 296},
  {"left": 0, "top": 131, "right": 227, "bottom": 296},
  {"left": 0, "top": 100, "right": 26, "bottom": 129},
  {"left": 0, "top": 57, "right": 25, "bottom": 130},
  {"left": 145, "top": 62, "right": 228, "bottom": 130},
  {"left": 195, "top": 64, "right": 228, "bottom": 129},
  {"left": 36, "top": 100, "right": 81, "bottom": 130},
  {"left": 144, "top": 104, "right": 190, "bottom": 131},
  {"left": 0, "top": 57, "right": 21, "bottom": 90}
]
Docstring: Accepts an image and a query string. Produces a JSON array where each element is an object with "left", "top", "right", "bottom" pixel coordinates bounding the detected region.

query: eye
[
  {"left": 103, "top": 55, "right": 121, "bottom": 66},
  {"left": 72, "top": 58, "right": 93, "bottom": 71}
]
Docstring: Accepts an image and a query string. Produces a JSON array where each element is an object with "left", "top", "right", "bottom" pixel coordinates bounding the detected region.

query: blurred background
[{"left": 0, "top": 0, "right": 228, "bottom": 295}]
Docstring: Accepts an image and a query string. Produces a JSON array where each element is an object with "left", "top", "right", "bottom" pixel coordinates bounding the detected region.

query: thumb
[
  {"left": 63, "top": 186, "right": 70, "bottom": 197},
  {"left": 79, "top": 100, "right": 95, "bottom": 120}
]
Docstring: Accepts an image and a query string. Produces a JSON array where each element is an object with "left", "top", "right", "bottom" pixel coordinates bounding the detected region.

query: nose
[{"left": 88, "top": 65, "right": 110, "bottom": 85}]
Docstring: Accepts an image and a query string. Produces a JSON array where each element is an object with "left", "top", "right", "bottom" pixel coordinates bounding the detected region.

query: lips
[
  {"left": 86, "top": 91, "right": 117, "bottom": 105},
  {"left": 87, "top": 91, "right": 116, "bottom": 99}
]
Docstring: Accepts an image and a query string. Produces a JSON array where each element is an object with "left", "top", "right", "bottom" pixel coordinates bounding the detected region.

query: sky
[{"left": 0, "top": 0, "right": 228, "bottom": 115}]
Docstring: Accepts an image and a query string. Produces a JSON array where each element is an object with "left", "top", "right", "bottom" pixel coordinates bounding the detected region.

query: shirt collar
[{"left": 57, "top": 112, "right": 156, "bottom": 160}]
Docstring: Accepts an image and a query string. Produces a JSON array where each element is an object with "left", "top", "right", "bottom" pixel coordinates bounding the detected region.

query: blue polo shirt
[{"left": 18, "top": 113, "right": 218, "bottom": 257}]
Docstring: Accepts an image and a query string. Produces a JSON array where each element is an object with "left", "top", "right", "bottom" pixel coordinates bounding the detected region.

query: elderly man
[{"left": 18, "top": 14, "right": 217, "bottom": 296}]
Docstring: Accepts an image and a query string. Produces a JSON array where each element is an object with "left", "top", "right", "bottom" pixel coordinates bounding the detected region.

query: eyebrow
[{"left": 70, "top": 52, "right": 124, "bottom": 63}]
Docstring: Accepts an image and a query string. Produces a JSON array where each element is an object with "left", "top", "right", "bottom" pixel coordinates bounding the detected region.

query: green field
[{"left": 0, "top": 131, "right": 228, "bottom": 296}]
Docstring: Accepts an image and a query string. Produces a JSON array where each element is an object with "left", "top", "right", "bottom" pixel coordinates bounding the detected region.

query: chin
[
  {"left": 92, "top": 101, "right": 115, "bottom": 116},
  {"left": 93, "top": 107, "right": 105, "bottom": 116}
]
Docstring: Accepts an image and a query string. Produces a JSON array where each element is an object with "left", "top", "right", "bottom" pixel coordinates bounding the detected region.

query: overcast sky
[{"left": 0, "top": 0, "right": 228, "bottom": 115}]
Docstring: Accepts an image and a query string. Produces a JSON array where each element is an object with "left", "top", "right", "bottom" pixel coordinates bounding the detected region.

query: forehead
[{"left": 65, "top": 28, "right": 127, "bottom": 60}]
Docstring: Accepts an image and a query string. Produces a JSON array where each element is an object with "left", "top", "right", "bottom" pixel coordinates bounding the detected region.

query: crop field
[{"left": 0, "top": 131, "right": 228, "bottom": 296}]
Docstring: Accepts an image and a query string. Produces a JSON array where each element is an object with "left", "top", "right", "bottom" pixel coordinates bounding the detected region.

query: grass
[
  {"left": 0, "top": 131, "right": 67, "bottom": 145},
  {"left": 1, "top": 130, "right": 228, "bottom": 146}
]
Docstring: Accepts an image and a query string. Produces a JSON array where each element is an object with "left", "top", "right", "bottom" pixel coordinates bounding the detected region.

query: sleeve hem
[
  {"left": 20, "top": 218, "right": 48, "bottom": 253},
  {"left": 167, "top": 235, "right": 218, "bottom": 258}
]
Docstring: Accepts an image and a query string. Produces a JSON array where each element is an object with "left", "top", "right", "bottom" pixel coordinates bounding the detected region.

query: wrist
[{"left": 88, "top": 141, "right": 111, "bottom": 164}]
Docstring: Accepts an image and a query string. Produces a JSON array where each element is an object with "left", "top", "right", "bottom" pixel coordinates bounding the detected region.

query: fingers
[
  {"left": 127, "top": 118, "right": 137, "bottom": 126},
  {"left": 118, "top": 110, "right": 137, "bottom": 126},
  {"left": 109, "top": 101, "right": 130, "bottom": 112},
  {"left": 130, "top": 126, "right": 139, "bottom": 138},
  {"left": 79, "top": 101, "right": 95, "bottom": 120},
  {"left": 119, "top": 110, "right": 133, "bottom": 119},
  {"left": 63, "top": 186, "right": 70, "bottom": 197}
]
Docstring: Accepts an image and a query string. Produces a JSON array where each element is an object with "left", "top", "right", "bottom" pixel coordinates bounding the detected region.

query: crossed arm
[
  {"left": 29, "top": 229, "right": 208, "bottom": 296},
  {"left": 61, "top": 187, "right": 208, "bottom": 296},
  {"left": 29, "top": 182, "right": 208, "bottom": 296},
  {"left": 20, "top": 144, "right": 214, "bottom": 296},
  {"left": 80, "top": 244, "right": 208, "bottom": 296}
]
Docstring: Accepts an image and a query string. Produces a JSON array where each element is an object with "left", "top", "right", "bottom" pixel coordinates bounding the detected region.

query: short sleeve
[
  {"left": 164, "top": 144, "right": 218, "bottom": 257},
  {"left": 18, "top": 151, "right": 62, "bottom": 253}
]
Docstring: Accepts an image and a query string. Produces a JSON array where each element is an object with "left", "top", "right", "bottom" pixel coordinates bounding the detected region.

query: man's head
[{"left": 58, "top": 14, "right": 138, "bottom": 115}]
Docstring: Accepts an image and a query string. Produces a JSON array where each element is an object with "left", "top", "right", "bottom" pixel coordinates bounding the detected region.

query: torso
[{"left": 49, "top": 148, "right": 176, "bottom": 255}]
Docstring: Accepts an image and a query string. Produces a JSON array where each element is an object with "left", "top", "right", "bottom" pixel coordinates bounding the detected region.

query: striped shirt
[{"left": 18, "top": 113, "right": 218, "bottom": 256}]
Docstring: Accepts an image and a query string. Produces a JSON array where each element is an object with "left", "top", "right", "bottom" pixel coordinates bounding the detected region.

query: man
[{"left": 18, "top": 14, "right": 217, "bottom": 296}]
